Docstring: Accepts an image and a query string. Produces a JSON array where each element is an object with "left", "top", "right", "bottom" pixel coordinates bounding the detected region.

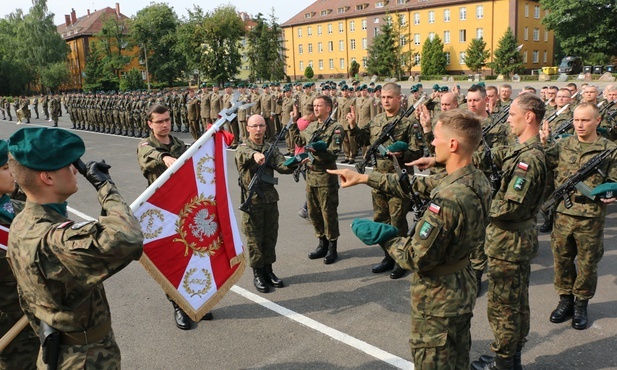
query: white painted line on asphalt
[
  {"left": 67, "top": 206, "right": 413, "bottom": 370},
  {"left": 231, "top": 285, "right": 414, "bottom": 370}
]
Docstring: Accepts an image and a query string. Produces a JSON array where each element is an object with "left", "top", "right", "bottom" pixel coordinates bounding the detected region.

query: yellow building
[
  {"left": 282, "top": 0, "right": 554, "bottom": 79},
  {"left": 57, "top": 4, "right": 144, "bottom": 91}
]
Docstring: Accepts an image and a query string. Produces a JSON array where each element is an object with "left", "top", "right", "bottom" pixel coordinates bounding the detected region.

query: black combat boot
[
  {"left": 372, "top": 253, "right": 395, "bottom": 273},
  {"left": 475, "top": 268, "right": 484, "bottom": 297},
  {"left": 264, "top": 264, "right": 284, "bottom": 287},
  {"left": 308, "top": 236, "right": 329, "bottom": 259},
  {"left": 171, "top": 301, "right": 191, "bottom": 330},
  {"left": 479, "top": 349, "right": 522, "bottom": 370},
  {"left": 572, "top": 299, "right": 588, "bottom": 330},
  {"left": 129, "top": 129, "right": 135, "bottom": 137},
  {"left": 471, "top": 355, "right": 514, "bottom": 370},
  {"left": 324, "top": 240, "right": 338, "bottom": 264},
  {"left": 550, "top": 294, "right": 574, "bottom": 323},
  {"left": 253, "top": 268, "right": 270, "bottom": 293},
  {"left": 540, "top": 212, "right": 553, "bottom": 232},
  {"left": 390, "top": 263, "right": 406, "bottom": 279}
]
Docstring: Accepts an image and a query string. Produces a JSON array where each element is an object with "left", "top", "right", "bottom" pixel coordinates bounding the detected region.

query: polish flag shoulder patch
[
  {"left": 428, "top": 203, "right": 441, "bottom": 214},
  {"left": 517, "top": 162, "right": 529, "bottom": 171}
]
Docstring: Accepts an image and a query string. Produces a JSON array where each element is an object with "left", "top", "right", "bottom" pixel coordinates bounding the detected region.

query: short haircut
[
  {"left": 558, "top": 88, "right": 572, "bottom": 96},
  {"left": 549, "top": 86, "right": 559, "bottom": 91},
  {"left": 313, "top": 95, "right": 333, "bottom": 109},
  {"left": 147, "top": 104, "right": 169, "bottom": 121},
  {"left": 607, "top": 85, "right": 617, "bottom": 92},
  {"left": 566, "top": 82, "right": 578, "bottom": 89},
  {"left": 584, "top": 84, "right": 598, "bottom": 92},
  {"left": 575, "top": 102, "right": 600, "bottom": 118},
  {"left": 8, "top": 155, "right": 40, "bottom": 194},
  {"left": 524, "top": 86, "right": 537, "bottom": 94},
  {"left": 514, "top": 94, "right": 546, "bottom": 122},
  {"left": 382, "top": 82, "right": 401, "bottom": 96},
  {"left": 437, "top": 109, "right": 482, "bottom": 151},
  {"left": 501, "top": 84, "right": 512, "bottom": 90},
  {"left": 486, "top": 86, "right": 498, "bottom": 94},
  {"left": 467, "top": 84, "right": 486, "bottom": 98}
]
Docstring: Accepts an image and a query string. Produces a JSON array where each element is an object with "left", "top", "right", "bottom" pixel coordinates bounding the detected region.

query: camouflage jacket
[
  {"left": 292, "top": 119, "right": 343, "bottom": 187},
  {"left": 350, "top": 110, "right": 424, "bottom": 174},
  {"left": 545, "top": 135, "right": 617, "bottom": 218},
  {"left": 0, "top": 198, "right": 23, "bottom": 314},
  {"left": 137, "top": 133, "right": 187, "bottom": 185},
  {"left": 7, "top": 182, "right": 143, "bottom": 334},
  {"left": 235, "top": 140, "right": 295, "bottom": 204},
  {"left": 370, "top": 164, "right": 491, "bottom": 316}
]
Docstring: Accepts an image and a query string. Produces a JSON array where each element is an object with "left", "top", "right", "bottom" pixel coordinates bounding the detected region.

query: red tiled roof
[{"left": 57, "top": 7, "right": 130, "bottom": 40}]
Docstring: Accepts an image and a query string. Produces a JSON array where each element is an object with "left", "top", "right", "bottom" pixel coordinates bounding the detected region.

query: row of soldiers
[{"left": 0, "top": 94, "right": 62, "bottom": 126}]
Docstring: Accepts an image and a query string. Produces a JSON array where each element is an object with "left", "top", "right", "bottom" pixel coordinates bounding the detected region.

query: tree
[
  {"left": 304, "top": 66, "right": 314, "bottom": 80},
  {"left": 488, "top": 27, "right": 523, "bottom": 78},
  {"left": 420, "top": 35, "right": 447, "bottom": 76},
  {"left": 349, "top": 61, "right": 360, "bottom": 78},
  {"left": 366, "top": 16, "right": 398, "bottom": 77},
  {"left": 39, "top": 62, "right": 69, "bottom": 93},
  {"left": 0, "top": 11, "right": 33, "bottom": 95},
  {"left": 541, "top": 0, "right": 617, "bottom": 59},
  {"left": 83, "top": 41, "right": 117, "bottom": 91},
  {"left": 464, "top": 38, "right": 490, "bottom": 73},
  {"left": 132, "top": 3, "right": 185, "bottom": 87},
  {"left": 97, "top": 15, "right": 132, "bottom": 78},
  {"left": 246, "top": 10, "right": 287, "bottom": 82},
  {"left": 119, "top": 67, "right": 146, "bottom": 91}
]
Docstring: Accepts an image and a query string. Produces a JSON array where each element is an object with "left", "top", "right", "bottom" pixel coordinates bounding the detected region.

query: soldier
[
  {"left": 200, "top": 83, "right": 212, "bottom": 131},
  {"left": 222, "top": 84, "right": 240, "bottom": 148},
  {"left": 186, "top": 88, "right": 200, "bottom": 140},
  {"left": 136, "top": 104, "right": 213, "bottom": 329},
  {"left": 0, "top": 140, "right": 39, "bottom": 369},
  {"left": 236, "top": 114, "right": 299, "bottom": 293},
  {"left": 540, "top": 103, "right": 617, "bottom": 330},
  {"left": 7, "top": 127, "right": 143, "bottom": 369},
  {"left": 291, "top": 95, "right": 343, "bottom": 264},
  {"left": 499, "top": 84, "right": 513, "bottom": 108},
  {"left": 300, "top": 83, "right": 314, "bottom": 117},
  {"left": 545, "top": 86, "right": 559, "bottom": 113},
  {"left": 41, "top": 94, "right": 49, "bottom": 120},
  {"left": 348, "top": 82, "right": 424, "bottom": 279},
  {"left": 32, "top": 95, "right": 39, "bottom": 119},
  {"left": 20, "top": 96, "right": 31, "bottom": 124},
  {"left": 209, "top": 86, "right": 223, "bottom": 133},
  {"left": 337, "top": 86, "right": 357, "bottom": 164},
  {"left": 471, "top": 94, "right": 548, "bottom": 370},
  {"left": 0, "top": 97, "right": 6, "bottom": 120},
  {"left": 49, "top": 94, "right": 61, "bottom": 127},
  {"left": 280, "top": 85, "right": 296, "bottom": 156},
  {"left": 486, "top": 86, "right": 500, "bottom": 115},
  {"left": 330, "top": 109, "right": 491, "bottom": 370},
  {"left": 260, "top": 84, "right": 275, "bottom": 142}
]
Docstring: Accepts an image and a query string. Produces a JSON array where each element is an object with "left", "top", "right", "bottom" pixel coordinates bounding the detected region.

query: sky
[{"left": 1, "top": 0, "right": 315, "bottom": 25}]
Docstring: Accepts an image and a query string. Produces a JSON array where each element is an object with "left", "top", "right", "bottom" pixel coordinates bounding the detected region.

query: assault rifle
[
  {"left": 544, "top": 104, "right": 570, "bottom": 143},
  {"left": 239, "top": 118, "right": 294, "bottom": 215},
  {"left": 540, "top": 147, "right": 617, "bottom": 217},
  {"left": 480, "top": 104, "right": 510, "bottom": 196},
  {"left": 292, "top": 107, "right": 338, "bottom": 182},
  {"left": 390, "top": 155, "right": 427, "bottom": 236},
  {"left": 355, "top": 95, "right": 426, "bottom": 174}
]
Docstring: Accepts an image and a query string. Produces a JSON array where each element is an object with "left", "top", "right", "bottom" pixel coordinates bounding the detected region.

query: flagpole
[{"left": 130, "top": 93, "right": 250, "bottom": 212}]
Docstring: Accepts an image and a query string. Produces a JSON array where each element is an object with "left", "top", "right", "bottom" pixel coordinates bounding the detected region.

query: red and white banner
[
  {"left": 132, "top": 131, "right": 245, "bottom": 321},
  {"left": 0, "top": 225, "right": 8, "bottom": 251}
]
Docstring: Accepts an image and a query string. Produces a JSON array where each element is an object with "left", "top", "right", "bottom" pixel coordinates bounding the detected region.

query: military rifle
[
  {"left": 540, "top": 147, "right": 617, "bottom": 217},
  {"left": 355, "top": 95, "right": 426, "bottom": 174},
  {"left": 239, "top": 118, "right": 295, "bottom": 215},
  {"left": 480, "top": 104, "right": 511, "bottom": 196},
  {"left": 544, "top": 104, "right": 570, "bottom": 143},
  {"left": 391, "top": 158, "right": 427, "bottom": 236},
  {"left": 292, "top": 107, "right": 338, "bottom": 182}
]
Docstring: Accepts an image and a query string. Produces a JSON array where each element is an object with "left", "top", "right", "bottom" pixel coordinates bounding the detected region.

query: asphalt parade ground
[{"left": 2, "top": 84, "right": 617, "bottom": 369}]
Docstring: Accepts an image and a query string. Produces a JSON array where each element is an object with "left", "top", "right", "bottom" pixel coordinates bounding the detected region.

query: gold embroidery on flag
[
  {"left": 174, "top": 194, "right": 222, "bottom": 257},
  {"left": 196, "top": 155, "right": 215, "bottom": 185},
  {"left": 182, "top": 268, "right": 213, "bottom": 297},
  {"left": 140, "top": 209, "right": 164, "bottom": 239}
]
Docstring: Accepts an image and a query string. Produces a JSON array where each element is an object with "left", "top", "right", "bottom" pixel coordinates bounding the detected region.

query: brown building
[{"left": 57, "top": 3, "right": 144, "bottom": 91}]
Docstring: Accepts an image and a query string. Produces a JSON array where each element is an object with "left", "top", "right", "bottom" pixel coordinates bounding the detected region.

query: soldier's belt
[
  {"left": 490, "top": 218, "right": 534, "bottom": 231},
  {"left": 60, "top": 318, "right": 111, "bottom": 345},
  {"left": 419, "top": 258, "right": 468, "bottom": 277}
]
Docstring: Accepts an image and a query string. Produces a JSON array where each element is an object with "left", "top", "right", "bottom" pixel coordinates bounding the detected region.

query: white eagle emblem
[{"left": 189, "top": 209, "right": 218, "bottom": 242}]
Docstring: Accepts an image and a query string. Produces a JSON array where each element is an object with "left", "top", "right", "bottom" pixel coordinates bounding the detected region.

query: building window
[
  {"left": 329, "top": 59, "right": 334, "bottom": 69},
  {"left": 400, "top": 35, "right": 407, "bottom": 46},
  {"left": 320, "top": 10, "right": 328, "bottom": 16},
  {"left": 307, "top": 26, "right": 312, "bottom": 36},
  {"left": 299, "top": 61, "right": 304, "bottom": 70},
  {"left": 340, "top": 58, "right": 345, "bottom": 69},
  {"left": 318, "top": 42, "right": 323, "bottom": 52},
  {"left": 308, "top": 43, "right": 313, "bottom": 53},
  {"left": 414, "top": 33, "right": 421, "bottom": 45},
  {"left": 339, "top": 40, "right": 344, "bottom": 51},
  {"left": 459, "top": 29, "right": 466, "bottom": 42},
  {"left": 523, "top": 50, "right": 528, "bottom": 63},
  {"left": 445, "top": 52, "right": 450, "bottom": 65},
  {"left": 544, "top": 30, "right": 549, "bottom": 42},
  {"left": 414, "top": 12, "right": 420, "bottom": 25},
  {"left": 363, "top": 57, "right": 368, "bottom": 68},
  {"left": 444, "top": 30, "right": 450, "bottom": 44},
  {"left": 350, "top": 39, "right": 356, "bottom": 50},
  {"left": 476, "top": 5, "right": 484, "bottom": 19},
  {"left": 543, "top": 50, "right": 547, "bottom": 63},
  {"left": 362, "top": 19, "right": 367, "bottom": 30},
  {"left": 524, "top": 4, "right": 529, "bottom": 17},
  {"left": 328, "top": 24, "right": 333, "bottom": 34},
  {"left": 376, "top": 2, "right": 384, "bottom": 8},
  {"left": 415, "top": 54, "right": 421, "bottom": 65},
  {"left": 460, "top": 7, "right": 467, "bottom": 20},
  {"left": 308, "top": 60, "right": 313, "bottom": 68},
  {"left": 524, "top": 27, "right": 528, "bottom": 41},
  {"left": 534, "top": 5, "right": 540, "bottom": 19},
  {"left": 397, "top": 0, "right": 406, "bottom": 4},
  {"left": 532, "top": 50, "right": 539, "bottom": 63},
  {"left": 429, "top": 32, "right": 435, "bottom": 41},
  {"left": 304, "top": 13, "right": 311, "bottom": 19},
  {"left": 476, "top": 28, "right": 483, "bottom": 39},
  {"left": 338, "top": 7, "right": 345, "bottom": 14},
  {"left": 350, "top": 21, "right": 355, "bottom": 32},
  {"left": 339, "top": 22, "right": 344, "bottom": 33},
  {"left": 400, "top": 15, "right": 407, "bottom": 26},
  {"left": 362, "top": 38, "right": 368, "bottom": 50},
  {"left": 444, "top": 9, "right": 450, "bottom": 22},
  {"left": 317, "top": 25, "right": 322, "bottom": 35},
  {"left": 459, "top": 51, "right": 466, "bottom": 65},
  {"left": 375, "top": 17, "right": 380, "bottom": 24},
  {"left": 374, "top": 28, "right": 379, "bottom": 37},
  {"left": 298, "top": 44, "right": 303, "bottom": 54},
  {"left": 428, "top": 11, "right": 435, "bottom": 24},
  {"left": 533, "top": 28, "right": 540, "bottom": 41},
  {"left": 319, "top": 60, "right": 324, "bottom": 70},
  {"left": 328, "top": 41, "right": 333, "bottom": 52},
  {"left": 298, "top": 28, "right": 302, "bottom": 38}
]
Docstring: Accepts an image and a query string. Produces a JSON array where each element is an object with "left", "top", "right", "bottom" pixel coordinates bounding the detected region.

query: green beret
[
  {"left": 477, "top": 82, "right": 486, "bottom": 87},
  {"left": 375, "top": 85, "right": 382, "bottom": 91},
  {"left": 0, "top": 141, "right": 8, "bottom": 166},
  {"left": 352, "top": 218, "right": 399, "bottom": 245},
  {"left": 303, "top": 83, "right": 311, "bottom": 89},
  {"left": 237, "top": 83, "right": 246, "bottom": 88},
  {"left": 283, "top": 153, "right": 309, "bottom": 167},
  {"left": 432, "top": 84, "right": 440, "bottom": 90},
  {"left": 361, "top": 84, "right": 368, "bottom": 90},
  {"left": 440, "top": 86, "right": 449, "bottom": 92},
  {"left": 367, "top": 88, "right": 374, "bottom": 93},
  {"left": 323, "top": 85, "right": 331, "bottom": 91},
  {"left": 591, "top": 182, "right": 617, "bottom": 198},
  {"left": 307, "top": 141, "right": 327, "bottom": 152},
  {"left": 387, "top": 141, "right": 408, "bottom": 153},
  {"left": 410, "top": 86, "right": 419, "bottom": 93},
  {"left": 417, "top": 84, "right": 423, "bottom": 87},
  {"left": 8, "top": 127, "right": 85, "bottom": 171},
  {"left": 341, "top": 85, "right": 349, "bottom": 91}
]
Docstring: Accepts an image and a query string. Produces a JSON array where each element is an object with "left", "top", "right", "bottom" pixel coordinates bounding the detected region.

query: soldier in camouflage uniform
[
  {"left": 540, "top": 102, "right": 617, "bottom": 331},
  {"left": 291, "top": 95, "right": 343, "bottom": 264},
  {"left": 331, "top": 109, "right": 491, "bottom": 370},
  {"left": 348, "top": 82, "right": 424, "bottom": 279},
  {"left": 337, "top": 86, "right": 357, "bottom": 163},
  {"left": 41, "top": 94, "right": 49, "bottom": 120},
  {"left": 471, "top": 94, "right": 548, "bottom": 370},
  {"left": 49, "top": 94, "right": 61, "bottom": 127},
  {"left": 7, "top": 127, "right": 143, "bottom": 370},
  {"left": 0, "top": 141, "right": 38, "bottom": 370},
  {"left": 186, "top": 88, "right": 200, "bottom": 140},
  {"left": 280, "top": 85, "right": 296, "bottom": 155},
  {"left": 235, "top": 114, "right": 298, "bottom": 293}
]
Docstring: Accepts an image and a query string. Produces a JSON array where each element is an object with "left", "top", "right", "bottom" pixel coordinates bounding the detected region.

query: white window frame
[
  {"left": 444, "top": 9, "right": 450, "bottom": 22},
  {"left": 444, "top": 30, "right": 450, "bottom": 44},
  {"left": 460, "top": 7, "right": 467, "bottom": 20}
]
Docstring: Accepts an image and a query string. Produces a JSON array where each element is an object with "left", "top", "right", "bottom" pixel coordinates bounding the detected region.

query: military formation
[{"left": 1, "top": 78, "right": 617, "bottom": 370}]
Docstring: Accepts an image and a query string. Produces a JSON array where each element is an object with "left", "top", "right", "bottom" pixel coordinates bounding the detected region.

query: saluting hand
[{"left": 326, "top": 168, "right": 369, "bottom": 188}]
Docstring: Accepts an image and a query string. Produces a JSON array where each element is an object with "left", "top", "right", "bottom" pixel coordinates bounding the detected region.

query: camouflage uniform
[
  {"left": 187, "top": 94, "right": 200, "bottom": 140},
  {"left": 545, "top": 136, "right": 617, "bottom": 300},
  {"left": 371, "top": 164, "right": 491, "bottom": 369},
  {"left": 137, "top": 133, "right": 186, "bottom": 186},
  {"left": 0, "top": 197, "right": 38, "bottom": 370},
  {"left": 235, "top": 140, "right": 294, "bottom": 268},
  {"left": 337, "top": 95, "right": 357, "bottom": 162},
  {"left": 49, "top": 97, "right": 61, "bottom": 127},
  {"left": 478, "top": 135, "right": 547, "bottom": 359},
  {"left": 7, "top": 182, "right": 143, "bottom": 370}
]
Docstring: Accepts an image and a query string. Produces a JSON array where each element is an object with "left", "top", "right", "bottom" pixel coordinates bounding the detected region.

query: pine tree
[
  {"left": 464, "top": 38, "right": 490, "bottom": 73},
  {"left": 366, "top": 16, "right": 398, "bottom": 77},
  {"left": 488, "top": 27, "right": 523, "bottom": 78},
  {"left": 420, "top": 35, "right": 446, "bottom": 76}
]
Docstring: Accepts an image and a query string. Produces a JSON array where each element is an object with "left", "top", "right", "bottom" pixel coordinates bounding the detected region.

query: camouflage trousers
[
  {"left": 409, "top": 311, "right": 473, "bottom": 370},
  {"left": 306, "top": 184, "right": 339, "bottom": 241},
  {"left": 372, "top": 188, "right": 409, "bottom": 236},
  {"left": 0, "top": 311, "right": 38, "bottom": 370},
  {"left": 37, "top": 330, "right": 120, "bottom": 370},
  {"left": 487, "top": 257, "right": 530, "bottom": 358},
  {"left": 342, "top": 130, "right": 358, "bottom": 160},
  {"left": 551, "top": 212, "right": 604, "bottom": 300},
  {"left": 241, "top": 203, "right": 279, "bottom": 268}
]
